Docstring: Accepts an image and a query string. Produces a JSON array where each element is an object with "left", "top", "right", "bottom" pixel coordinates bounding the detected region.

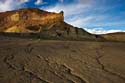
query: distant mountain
[
  {"left": 0, "top": 8, "right": 101, "bottom": 40},
  {"left": 101, "top": 32, "right": 125, "bottom": 42}
]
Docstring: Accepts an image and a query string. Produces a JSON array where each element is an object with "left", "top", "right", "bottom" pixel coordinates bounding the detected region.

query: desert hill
[
  {"left": 101, "top": 32, "right": 125, "bottom": 42},
  {"left": 0, "top": 8, "right": 102, "bottom": 40}
]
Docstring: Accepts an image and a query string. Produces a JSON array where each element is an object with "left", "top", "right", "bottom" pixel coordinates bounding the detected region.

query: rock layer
[
  {"left": 0, "top": 8, "right": 102, "bottom": 41},
  {"left": 0, "top": 8, "right": 64, "bottom": 32}
]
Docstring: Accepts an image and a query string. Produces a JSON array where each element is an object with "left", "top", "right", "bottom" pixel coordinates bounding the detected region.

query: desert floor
[{"left": 0, "top": 38, "right": 125, "bottom": 83}]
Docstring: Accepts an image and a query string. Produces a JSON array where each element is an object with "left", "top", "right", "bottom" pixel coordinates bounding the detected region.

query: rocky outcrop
[
  {"left": 0, "top": 8, "right": 103, "bottom": 40},
  {"left": 0, "top": 8, "right": 64, "bottom": 32}
]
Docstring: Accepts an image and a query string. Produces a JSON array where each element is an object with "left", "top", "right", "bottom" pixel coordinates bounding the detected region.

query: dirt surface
[{"left": 0, "top": 38, "right": 125, "bottom": 83}]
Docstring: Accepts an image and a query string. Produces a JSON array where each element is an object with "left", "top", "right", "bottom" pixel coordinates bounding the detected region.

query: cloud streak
[
  {"left": 85, "top": 27, "right": 125, "bottom": 34},
  {"left": 17, "top": 0, "right": 29, "bottom": 5},
  {"left": 0, "top": 0, "right": 29, "bottom": 12},
  {"left": 0, "top": 0, "right": 14, "bottom": 12},
  {"left": 35, "top": 0, "right": 43, "bottom": 5},
  {"left": 44, "top": 2, "right": 91, "bottom": 18}
]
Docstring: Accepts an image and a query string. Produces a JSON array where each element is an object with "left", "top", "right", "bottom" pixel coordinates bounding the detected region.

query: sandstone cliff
[
  {"left": 0, "top": 8, "right": 101, "bottom": 40},
  {"left": 0, "top": 8, "right": 64, "bottom": 32}
]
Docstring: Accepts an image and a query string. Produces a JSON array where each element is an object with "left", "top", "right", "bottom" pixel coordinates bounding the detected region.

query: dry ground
[{"left": 0, "top": 38, "right": 125, "bottom": 83}]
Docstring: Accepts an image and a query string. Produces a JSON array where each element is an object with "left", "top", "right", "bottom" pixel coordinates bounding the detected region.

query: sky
[{"left": 0, "top": 0, "right": 125, "bottom": 34}]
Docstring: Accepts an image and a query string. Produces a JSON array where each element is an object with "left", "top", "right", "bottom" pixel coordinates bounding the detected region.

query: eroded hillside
[
  {"left": 0, "top": 8, "right": 64, "bottom": 32},
  {"left": 101, "top": 32, "right": 125, "bottom": 42},
  {"left": 0, "top": 8, "right": 102, "bottom": 41}
]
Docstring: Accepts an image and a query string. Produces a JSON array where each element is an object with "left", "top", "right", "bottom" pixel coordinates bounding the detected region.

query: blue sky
[{"left": 0, "top": 0, "right": 125, "bottom": 34}]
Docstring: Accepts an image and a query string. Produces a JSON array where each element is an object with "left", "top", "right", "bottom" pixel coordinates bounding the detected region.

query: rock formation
[
  {"left": 0, "top": 8, "right": 64, "bottom": 32},
  {"left": 0, "top": 8, "right": 101, "bottom": 40}
]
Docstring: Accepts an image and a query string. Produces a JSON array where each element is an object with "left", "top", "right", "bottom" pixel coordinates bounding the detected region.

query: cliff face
[
  {"left": 0, "top": 8, "right": 102, "bottom": 40},
  {"left": 0, "top": 8, "right": 64, "bottom": 32}
]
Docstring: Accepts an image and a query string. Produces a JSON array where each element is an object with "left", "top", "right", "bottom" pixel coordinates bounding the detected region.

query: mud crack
[
  {"left": 3, "top": 54, "right": 16, "bottom": 70},
  {"left": 24, "top": 68, "right": 50, "bottom": 83},
  {"left": 95, "top": 46, "right": 125, "bottom": 81},
  {"left": 36, "top": 55, "right": 87, "bottom": 83},
  {"left": 61, "top": 64, "right": 86, "bottom": 83},
  {"left": 25, "top": 43, "right": 34, "bottom": 53}
]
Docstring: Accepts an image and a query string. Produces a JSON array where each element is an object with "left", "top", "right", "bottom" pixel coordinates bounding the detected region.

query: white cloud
[
  {"left": 0, "top": 0, "right": 14, "bottom": 12},
  {"left": 44, "top": 3, "right": 91, "bottom": 17},
  {"left": 0, "top": 0, "right": 29, "bottom": 12},
  {"left": 43, "top": 1, "right": 125, "bottom": 33},
  {"left": 67, "top": 14, "right": 125, "bottom": 28},
  {"left": 35, "top": 0, "right": 47, "bottom": 5},
  {"left": 66, "top": 16, "right": 95, "bottom": 27},
  {"left": 43, "top": 1, "right": 125, "bottom": 34},
  {"left": 17, "top": 0, "right": 29, "bottom": 5},
  {"left": 84, "top": 27, "right": 125, "bottom": 34},
  {"left": 35, "top": 0, "right": 43, "bottom": 5}
]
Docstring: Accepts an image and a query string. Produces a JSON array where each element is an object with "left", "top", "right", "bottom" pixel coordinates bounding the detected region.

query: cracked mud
[{"left": 0, "top": 39, "right": 125, "bottom": 83}]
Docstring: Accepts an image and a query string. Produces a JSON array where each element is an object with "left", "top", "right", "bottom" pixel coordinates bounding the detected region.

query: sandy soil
[{"left": 0, "top": 38, "right": 125, "bottom": 83}]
